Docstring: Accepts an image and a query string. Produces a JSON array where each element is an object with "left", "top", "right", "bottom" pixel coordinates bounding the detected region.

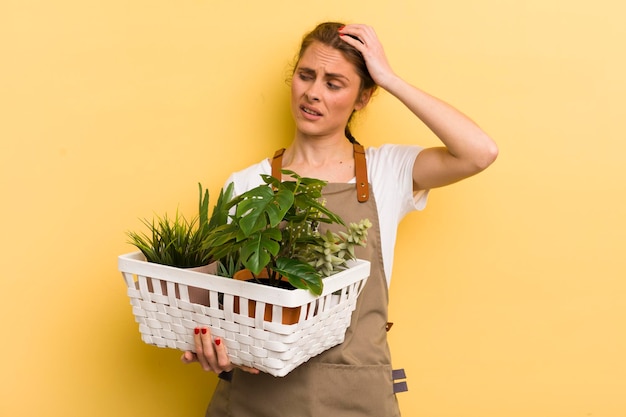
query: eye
[
  {"left": 298, "top": 72, "right": 314, "bottom": 81},
  {"left": 326, "top": 81, "right": 341, "bottom": 90}
]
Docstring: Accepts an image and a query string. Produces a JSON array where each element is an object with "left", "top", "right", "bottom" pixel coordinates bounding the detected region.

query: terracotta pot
[{"left": 233, "top": 269, "right": 302, "bottom": 325}]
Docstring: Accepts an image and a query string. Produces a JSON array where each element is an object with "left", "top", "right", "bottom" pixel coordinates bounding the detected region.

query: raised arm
[{"left": 339, "top": 24, "right": 498, "bottom": 191}]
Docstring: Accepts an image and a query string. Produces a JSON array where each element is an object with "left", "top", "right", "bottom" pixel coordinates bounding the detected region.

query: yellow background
[{"left": 1, "top": 1, "right": 624, "bottom": 416}]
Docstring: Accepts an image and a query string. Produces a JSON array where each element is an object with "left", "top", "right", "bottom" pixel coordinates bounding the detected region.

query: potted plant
[
  {"left": 202, "top": 170, "right": 371, "bottom": 295},
  {"left": 118, "top": 173, "right": 372, "bottom": 376},
  {"left": 126, "top": 183, "right": 234, "bottom": 269}
]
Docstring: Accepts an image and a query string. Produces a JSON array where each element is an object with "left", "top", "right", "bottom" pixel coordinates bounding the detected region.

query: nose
[{"left": 305, "top": 81, "right": 321, "bottom": 102}]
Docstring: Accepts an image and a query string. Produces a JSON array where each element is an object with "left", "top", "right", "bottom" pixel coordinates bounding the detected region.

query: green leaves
[
  {"left": 127, "top": 209, "right": 210, "bottom": 268},
  {"left": 208, "top": 182, "right": 235, "bottom": 231},
  {"left": 202, "top": 170, "right": 367, "bottom": 295},
  {"left": 273, "top": 257, "right": 323, "bottom": 295},
  {"left": 198, "top": 183, "right": 210, "bottom": 235},
  {"left": 127, "top": 183, "right": 233, "bottom": 268},
  {"left": 127, "top": 171, "right": 369, "bottom": 296},
  {"left": 239, "top": 228, "right": 282, "bottom": 275},
  {"left": 236, "top": 186, "right": 294, "bottom": 235}
]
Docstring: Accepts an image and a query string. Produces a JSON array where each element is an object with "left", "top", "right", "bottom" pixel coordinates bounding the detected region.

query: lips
[{"left": 300, "top": 105, "right": 322, "bottom": 117}]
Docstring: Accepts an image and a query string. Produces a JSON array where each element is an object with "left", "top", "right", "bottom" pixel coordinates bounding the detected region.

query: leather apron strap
[
  {"left": 353, "top": 143, "right": 370, "bottom": 202},
  {"left": 270, "top": 148, "right": 285, "bottom": 180},
  {"left": 271, "top": 144, "right": 370, "bottom": 202}
]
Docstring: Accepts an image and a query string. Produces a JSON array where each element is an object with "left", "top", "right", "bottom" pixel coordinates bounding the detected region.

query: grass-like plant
[{"left": 127, "top": 183, "right": 234, "bottom": 268}]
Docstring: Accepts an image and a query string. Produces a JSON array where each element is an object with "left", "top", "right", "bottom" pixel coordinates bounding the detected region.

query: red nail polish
[
  {"left": 338, "top": 25, "right": 345, "bottom": 31},
  {"left": 215, "top": 338, "right": 221, "bottom": 346},
  {"left": 201, "top": 328, "right": 207, "bottom": 335},
  {"left": 194, "top": 328, "right": 200, "bottom": 335}
]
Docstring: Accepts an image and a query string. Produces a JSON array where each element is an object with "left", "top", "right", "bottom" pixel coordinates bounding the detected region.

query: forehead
[{"left": 297, "top": 42, "right": 359, "bottom": 78}]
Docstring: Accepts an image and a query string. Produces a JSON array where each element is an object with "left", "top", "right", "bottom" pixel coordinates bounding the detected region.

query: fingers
[
  {"left": 212, "top": 334, "right": 233, "bottom": 371},
  {"left": 337, "top": 24, "right": 383, "bottom": 61},
  {"left": 338, "top": 24, "right": 376, "bottom": 47},
  {"left": 180, "top": 350, "right": 198, "bottom": 364},
  {"left": 186, "top": 327, "right": 260, "bottom": 375},
  {"left": 211, "top": 336, "right": 260, "bottom": 374},
  {"left": 239, "top": 365, "right": 261, "bottom": 375},
  {"left": 338, "top": 24, "right": 395, "bottom": 89},
  {"left": 191, "top": 327, "right": 216, "bottom": 372}
]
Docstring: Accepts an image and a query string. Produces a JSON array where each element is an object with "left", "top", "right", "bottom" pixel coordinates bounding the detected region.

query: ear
[{"left": 354, "top": 88, "right": 373, "bottom": 111}]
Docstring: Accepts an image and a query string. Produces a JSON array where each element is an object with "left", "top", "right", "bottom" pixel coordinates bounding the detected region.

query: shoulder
[
  {"left": 365, "top": 143, "right": 424, "bottom": 163},
  {"left": 224, "top": 158, "right": 271, "bottom": 194},
  {"left": 365, "top": 143, "right": 428, "bottom": 212},
  {"left": 365, "top": 144, "right": 424, "bottom": 177}
]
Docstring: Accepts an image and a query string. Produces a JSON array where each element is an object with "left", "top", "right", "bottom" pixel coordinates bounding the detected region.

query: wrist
[{"left": 378, "top": 73, "right": 407, "bottom": 95}]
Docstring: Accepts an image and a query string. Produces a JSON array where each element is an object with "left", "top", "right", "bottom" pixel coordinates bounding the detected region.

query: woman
[{"left": 182, "top": 22, "right": 498, "bottom": 416}]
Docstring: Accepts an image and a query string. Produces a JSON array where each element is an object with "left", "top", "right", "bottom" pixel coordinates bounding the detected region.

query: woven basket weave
[{"left": 118, "top": 252, "right": 370, "bottom": 377}]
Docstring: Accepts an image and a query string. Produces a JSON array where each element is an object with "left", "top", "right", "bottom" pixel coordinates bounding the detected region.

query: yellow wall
[{"left": 1, "top": 1, "right": 624, "bottom": 416}]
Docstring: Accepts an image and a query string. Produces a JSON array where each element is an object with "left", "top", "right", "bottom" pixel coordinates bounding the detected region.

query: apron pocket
[
  {"left": 218, "top": 363, "right": 400, "bottom": 417},
  {"left": 309, "top": 363, "right": 400, "bottom": 417}
]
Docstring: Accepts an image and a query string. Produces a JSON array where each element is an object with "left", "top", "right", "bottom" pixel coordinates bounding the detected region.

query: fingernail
[
  {"left": 201, "top": 328, "right": 207, "bottom": 335},
  {"left": 194, "top": 328, "right": 200, "bottom": 335},
  {"left": 338, "top": 25, "right": 345, "bottom": 31},
  {"left": 215, "top": 338, "right": 221, "bottom": 346}
]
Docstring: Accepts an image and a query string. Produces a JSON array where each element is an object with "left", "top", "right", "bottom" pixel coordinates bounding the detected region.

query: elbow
[
  {"left": 474, "top": 137, "right": 499, "bottom": 172},
  {"left": 482, "top": 141, "right": 499, "bottom": 169}
]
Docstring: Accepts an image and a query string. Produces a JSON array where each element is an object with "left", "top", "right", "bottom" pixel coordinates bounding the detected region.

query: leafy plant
[
  {"left": 300, "top": 219, "right": 372, "bottom": 277},
  {"left": 203, "top": 171, "right": 370, "bottom": 295},
  {"left": 127, "top": 183, "right": 234, "bottom": 268}
]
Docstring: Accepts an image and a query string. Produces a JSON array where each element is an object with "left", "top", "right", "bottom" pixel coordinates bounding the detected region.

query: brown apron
[{"left": 206, "top": 146, "right": 401, "bottom": 417}]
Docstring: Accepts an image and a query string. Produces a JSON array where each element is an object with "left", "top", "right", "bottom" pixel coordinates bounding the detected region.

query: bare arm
[{"left": 339, "top": 24, "right": 498, "bottom": 190}]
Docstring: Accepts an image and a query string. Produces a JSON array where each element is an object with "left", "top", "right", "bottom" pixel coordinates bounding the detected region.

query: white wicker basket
[{"left": 118, "top": 252, "right": 370, "bottom": 377}]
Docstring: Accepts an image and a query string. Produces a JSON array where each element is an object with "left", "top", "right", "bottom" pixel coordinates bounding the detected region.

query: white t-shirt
[{"left": 224, "top": 144, "right": 428, "bottom": 286}]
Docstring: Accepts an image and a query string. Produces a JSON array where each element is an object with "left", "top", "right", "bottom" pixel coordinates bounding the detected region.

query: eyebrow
[{"left": 298, "top": 67, "right": 350, "bottom": 82}]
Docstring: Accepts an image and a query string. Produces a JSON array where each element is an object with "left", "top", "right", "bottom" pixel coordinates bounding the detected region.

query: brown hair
[{"left": 294, "top": 22, "right": 378, "bottom": 144}]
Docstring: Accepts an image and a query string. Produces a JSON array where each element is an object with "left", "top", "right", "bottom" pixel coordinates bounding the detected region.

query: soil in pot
[{"left": 232, "top": 269, "right": 304, "bottom": 325}]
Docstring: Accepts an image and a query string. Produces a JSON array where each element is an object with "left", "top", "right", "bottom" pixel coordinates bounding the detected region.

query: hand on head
[{"left": 337, "top": 24, "right": 397, "bottom": 90}]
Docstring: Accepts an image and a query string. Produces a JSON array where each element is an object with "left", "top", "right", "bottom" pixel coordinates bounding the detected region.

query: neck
[
  {"left": 287, "top": 135, "right": 353, "bottom": 163},
  {"left": 281, "top": 134, "right": 356, "bottom": 182}
]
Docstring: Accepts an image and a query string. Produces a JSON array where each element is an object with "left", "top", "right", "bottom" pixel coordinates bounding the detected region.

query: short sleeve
[{"left": 366, "top": 144, "right": 429, "bottom": 285}]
